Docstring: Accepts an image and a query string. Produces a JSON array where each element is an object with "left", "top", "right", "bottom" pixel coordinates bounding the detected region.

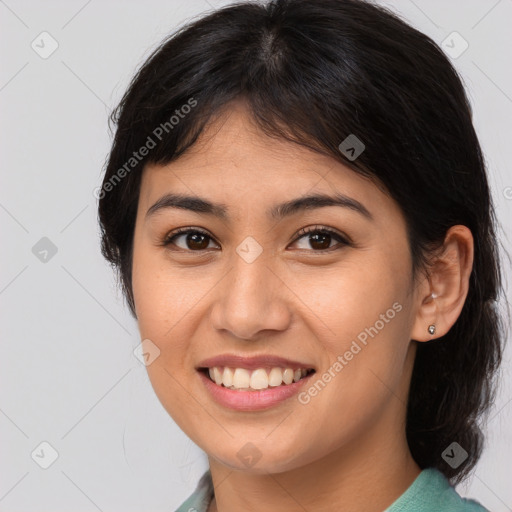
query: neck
[{"left": 207, "top": 416, "right": 421, "bottom": 512}]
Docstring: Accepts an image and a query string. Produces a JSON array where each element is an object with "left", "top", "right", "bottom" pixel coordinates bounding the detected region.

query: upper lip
[{"left": 196, "top": 354, "right": 316, "bottom": 371}]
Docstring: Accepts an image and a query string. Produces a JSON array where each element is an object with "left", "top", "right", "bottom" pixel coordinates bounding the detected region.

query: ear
[{"left": 411, "top": 225, "right": 474, "bottom": 342}]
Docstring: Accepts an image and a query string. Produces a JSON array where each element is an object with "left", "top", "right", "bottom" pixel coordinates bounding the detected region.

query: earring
[{"left": 428, "top": 324, "right": 436, "bottom": 335}]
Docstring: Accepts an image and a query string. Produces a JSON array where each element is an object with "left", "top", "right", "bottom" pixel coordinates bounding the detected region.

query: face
[{"left": 131, "top": 101, "right": 422, "bottom": 474}]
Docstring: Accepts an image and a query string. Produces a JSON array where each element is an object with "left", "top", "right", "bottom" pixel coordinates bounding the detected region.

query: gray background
[{"left": 1, "top": 0, "right": 511, "bottom": 510}]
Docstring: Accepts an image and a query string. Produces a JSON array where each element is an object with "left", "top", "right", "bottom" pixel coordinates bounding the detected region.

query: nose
[{"left": 210, "top": 255, "right": 292, "bottom": 341}]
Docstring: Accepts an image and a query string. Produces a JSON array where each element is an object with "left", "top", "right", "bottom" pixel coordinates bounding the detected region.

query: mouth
[{"left": 197, "top": 366, "right": 316, "bottom": 391}]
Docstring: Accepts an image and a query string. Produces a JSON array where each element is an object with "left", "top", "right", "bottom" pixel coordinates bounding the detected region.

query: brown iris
[
  {"left": 185, "top": 232, "right": 210, "bottom": 250},
  {"left": 308, "top": 232, "right": 332, "bottom": 250}
]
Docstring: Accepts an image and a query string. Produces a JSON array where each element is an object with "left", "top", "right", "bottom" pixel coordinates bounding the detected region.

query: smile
[
  {"left": 202, "top": 366, "right": 315, "bottom": 391},
  {"left": 197, "top": 366, "right": 317, "bottom": 411}
]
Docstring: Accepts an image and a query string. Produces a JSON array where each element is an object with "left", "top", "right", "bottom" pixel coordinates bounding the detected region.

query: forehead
[{"left": 138, "top": 101, "right": 394, "bottom": 220}]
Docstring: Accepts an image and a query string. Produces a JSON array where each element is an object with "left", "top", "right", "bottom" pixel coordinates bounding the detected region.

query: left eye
[
  {"left": 291, "top": 227, "right": 349, "bottom": 251},
  {"left": 162, "top": 226, "right": 350, "bottom": 252}
]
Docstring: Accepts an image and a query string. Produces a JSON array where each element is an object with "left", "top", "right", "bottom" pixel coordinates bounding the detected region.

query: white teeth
[
  {"left": 250, "top": 368, "right": 268, "bottom": 390},
  {"left": 213, "top": 367, "right": 223, "bottom": 386},
  {"left": 222, "top": 367, "right": 234, "bottom": 387},
  {"left": 282, "top": 368, "right": 294, "bottom": 385},
  {"left": 268, "top": 367, "right": 283, "bottom": 387},
  {"left": 232, "top": 368, "right": 250, "bottom": 389},
  {"left": 206, "top": 366, "right": 313, "bottom": 391}
]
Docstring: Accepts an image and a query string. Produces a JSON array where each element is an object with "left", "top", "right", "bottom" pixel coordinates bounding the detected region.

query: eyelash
[{"left": 161, "top": 225, "right": 351, "bottom": 253}]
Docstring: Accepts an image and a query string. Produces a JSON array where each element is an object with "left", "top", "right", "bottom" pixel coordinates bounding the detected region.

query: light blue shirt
[{"left": 174, "top": 467, "right": 489, "bottom": 511}]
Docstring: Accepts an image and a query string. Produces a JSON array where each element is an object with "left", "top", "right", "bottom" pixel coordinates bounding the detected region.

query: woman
[{"left": 97, "top": 0, "right": 506, "bottom": 510}]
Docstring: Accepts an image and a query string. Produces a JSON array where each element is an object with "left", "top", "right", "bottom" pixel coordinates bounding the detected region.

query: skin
[{"left": 131, "top": 100, "right": 474, "bottom": 512}]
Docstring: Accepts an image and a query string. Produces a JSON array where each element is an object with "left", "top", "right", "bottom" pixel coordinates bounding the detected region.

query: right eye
[{"left": 162, "top": 227, "right": 220, "bottom": 251}]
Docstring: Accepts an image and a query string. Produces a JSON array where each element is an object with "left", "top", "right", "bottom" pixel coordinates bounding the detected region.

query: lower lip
[{"left": 197, "top": 370, "right": 315, "bottom": 411}]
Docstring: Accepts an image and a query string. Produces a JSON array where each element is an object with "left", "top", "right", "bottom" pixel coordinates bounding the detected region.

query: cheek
[
  {"left": 131, "top": 242, "right": 220, "bottom": 382},
  {"left": 294, "top": 252, "right": 408, "bottom": 343},
  {"left": 132, "top": 242, "right": 198, "bottom": 337},
  {"left": 131, "top": 244, "right": 207, "bottom": 430},
  {"left": 292, "top": 254, "right": 413, "bottom": 416}
]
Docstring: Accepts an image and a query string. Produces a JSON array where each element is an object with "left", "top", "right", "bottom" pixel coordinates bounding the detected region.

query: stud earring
[{"left": 428, "top": 324, "right": 436, "bottom": 335}]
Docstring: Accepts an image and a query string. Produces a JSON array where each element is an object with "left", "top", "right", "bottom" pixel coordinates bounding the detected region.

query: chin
[{"left": 204, "top": 438, "right": 315, "bottom": 475}]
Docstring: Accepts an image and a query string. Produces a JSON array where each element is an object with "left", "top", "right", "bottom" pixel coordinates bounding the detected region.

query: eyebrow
[{"left": 145, "top": 192, "right": 373, "bottom": 222}]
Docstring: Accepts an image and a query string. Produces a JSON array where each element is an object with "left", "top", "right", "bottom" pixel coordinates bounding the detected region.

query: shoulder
[
  {"left": 174, "top": 469, "right": 214, "bottom": 512},
  {"left": 175, "top": 467, "right": 489, "bottom": 512},
  {"left": 386, "top": 468, "right": 489, "bottom": 512}
]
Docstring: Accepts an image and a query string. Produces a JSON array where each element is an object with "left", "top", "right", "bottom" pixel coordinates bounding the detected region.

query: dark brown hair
[{"left": 98, "top": 0, "right": 507, "bottom": 485}]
